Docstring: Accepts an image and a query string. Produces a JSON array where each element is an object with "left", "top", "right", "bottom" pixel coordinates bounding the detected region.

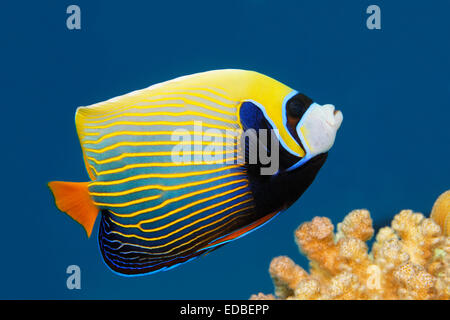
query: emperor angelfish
[{"left": 48, "top": 69, "right": 343, "bottom": 276}]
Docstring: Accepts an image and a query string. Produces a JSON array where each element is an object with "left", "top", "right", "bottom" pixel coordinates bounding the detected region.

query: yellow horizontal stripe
[
  {"left": 83, "top": 120, "right": 233, "bottom": 131},
  {"left": 89, "top": 164, "right": 243, "bottom": 187},
  {"left": 90, "top": 171, "right": 246, "bottom": 197},
  {"left": 105, "top": 179, "right": 247, "bottom": 211},
  {"left": 84, "top": 140, "right": 237, "bottom": 154},
  {"left": 87, "top": 149, "right": 235, "bottom": 165},
  {"left": 84, "top": 103, "right": 185, "bottom": 120},
  {"left": 82, "top": 130, "right": 236, "bottom": 145},
  {"left": 84, "top": 104, "right": 179, "bottom": 121},
  {"left": 109, "top": 183, "right": 249, "bottom": 219},
  {"left": 84, "top": 111, "right": 237, "bottom": 126},
  {"left": 89, "top": 157, "right": 239, "bottom": 176},
  {"left": 94, "top": 194, "right": 161, "bottom": 207}
]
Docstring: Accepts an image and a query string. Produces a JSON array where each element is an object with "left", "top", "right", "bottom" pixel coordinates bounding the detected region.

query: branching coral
[
  {"left": 431, "top": 190, "right": 449, "bottom": 236},
  {"left": 250, "top": 191, "right": 450, "bottom": 300}
]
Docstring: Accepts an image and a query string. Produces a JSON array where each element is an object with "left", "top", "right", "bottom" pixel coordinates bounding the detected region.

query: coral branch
[{"left": 251, "top": 191, "right": 450, "bottom": 300}]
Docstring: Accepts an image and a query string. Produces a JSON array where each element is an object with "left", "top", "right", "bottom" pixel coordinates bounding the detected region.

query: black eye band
[
  {"left": 286, "top": 93, "right": 313, "bottom": 119},
  {"left": 284, "top": 93, "right": 313, "bottom": 153}
]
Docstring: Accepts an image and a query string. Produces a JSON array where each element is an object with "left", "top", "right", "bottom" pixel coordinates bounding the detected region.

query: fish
[{"left": 48, "top": 69, "right": 343, "bottom": 276}]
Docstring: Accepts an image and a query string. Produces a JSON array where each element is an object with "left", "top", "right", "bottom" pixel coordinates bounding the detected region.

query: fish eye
[
  {"left": 286, "top": 93, "right": 313, "bottom": 119},
  {"left": 285, "top": 93, "right": 313, "bottom": 152}
]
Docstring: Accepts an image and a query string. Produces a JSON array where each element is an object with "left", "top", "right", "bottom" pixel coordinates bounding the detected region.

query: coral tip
[{"left": 431, "top": 190, "right": 450, "bottom": 236}]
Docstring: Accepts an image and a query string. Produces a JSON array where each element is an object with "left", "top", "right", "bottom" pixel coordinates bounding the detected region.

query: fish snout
[
  {"left": 322, "top": 104, "right": 343, "bottom": 129},
  {"left": 333, "top": 109, "right": 343, "bottom": 130}
]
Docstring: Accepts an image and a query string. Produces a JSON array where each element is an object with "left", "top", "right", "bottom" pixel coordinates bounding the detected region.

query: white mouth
[
  {"left": 296, "top": 103, "right": 343, "bottom": 157},
  {"left": 331, "top": 109, "right": 344, "bottom": 129}
]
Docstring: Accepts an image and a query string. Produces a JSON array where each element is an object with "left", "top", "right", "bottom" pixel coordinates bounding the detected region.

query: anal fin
[{"left": 205, "top": 211, "right": 280, "bottom": 249}]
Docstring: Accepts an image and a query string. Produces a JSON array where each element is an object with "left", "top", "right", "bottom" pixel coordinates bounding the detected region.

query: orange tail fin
[{"left": 48, "top": 181, "right": 99, "bottom": 237}]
